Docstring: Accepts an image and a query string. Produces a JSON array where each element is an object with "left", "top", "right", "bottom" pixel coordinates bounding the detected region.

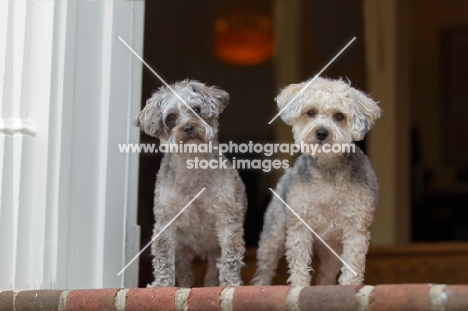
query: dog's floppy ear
[
  {"left": 349, "top": 88, "right": 381, "bottom": 141},
  {"left": 133, "top": 94, "right": 164, "bottom": 138},
  {"left": 190, "top": 81, "right": 230, "bottom": 116},
  {"left": 275, "top": 82, "right": 305, "bottom": 125},
  {"left": 208, "top": 85, "right": 230, "bottom": 115}
]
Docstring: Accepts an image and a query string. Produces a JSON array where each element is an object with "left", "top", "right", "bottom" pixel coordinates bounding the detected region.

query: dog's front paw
[
  {"left": 221, "top": 281, "right": 242, "bottom": 287},
  {"left": 147, "top": 279, "right": 175, "bottom": 287},
  {"left": 250, "top": 275, "right": 270, "bottom": 286},
  {"left": 338, "top": 272, "right": 364, "bottom": 285},
  {"left": 220, "top": 276, "right": 242, "bottom": 287},
  {"left": 289, "top": 280, "right": 310, "bottom": 287},
  {"left": 288, "top": 274, "right": 311, "bottom": 287}
]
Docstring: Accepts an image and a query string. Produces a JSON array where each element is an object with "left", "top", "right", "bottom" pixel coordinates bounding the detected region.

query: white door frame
[{"left": 0, "top": 0, "right": 145, "bottom": 290}]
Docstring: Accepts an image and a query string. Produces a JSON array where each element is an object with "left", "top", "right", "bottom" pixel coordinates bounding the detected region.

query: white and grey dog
[
  {"left": 252, "top": 77, "right": 381, "bottom": 286},
  {"left": 134, "top": 80, "right": 246, "bottom": 287}
]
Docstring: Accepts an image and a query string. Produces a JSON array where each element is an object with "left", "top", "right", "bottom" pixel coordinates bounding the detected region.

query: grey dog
[{"left": 134, "top": 80, "right": 246, "bottom": 287}]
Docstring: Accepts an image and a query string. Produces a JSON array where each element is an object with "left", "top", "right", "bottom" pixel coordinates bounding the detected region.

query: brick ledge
[{"left": 0, "top": 284, "right": 467, "bottom": 310}]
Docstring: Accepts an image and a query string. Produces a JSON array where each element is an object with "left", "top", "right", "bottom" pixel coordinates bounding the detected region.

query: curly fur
[
  {"left": 252, "top": 76, "right": 381, "bottom": 286},
  {"left": 135, "top": 80, "right": 247, "bottom": 287}
]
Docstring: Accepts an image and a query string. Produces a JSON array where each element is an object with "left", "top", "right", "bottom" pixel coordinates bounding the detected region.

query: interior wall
[
  {"left": 409, "top": 0, "right": 468, "bottom": 242},
  {"left": 364, "top": 0, "right": 411, "bottom": 244},
  {"left": 303, "top": 0, "right": 366, "bottom": 89},
  {"left": 141, "top": 0, "right": 275, "bottom": 142},
  {"left": 410, "top": 0, "right": 468, "bottom": 185}
]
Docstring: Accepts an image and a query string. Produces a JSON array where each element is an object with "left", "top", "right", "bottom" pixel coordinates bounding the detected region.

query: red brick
[
  {"left": 369, "top": 284, "right": 430, "bottom": 311},
  {"left": 66, "top": 288, "right": 120, "bottom": 311},
  {"left": 187, "top": 287, "right": 224, "bottom": 311},
  {"left": 0, "top": 291, "right": 14, "bottom": 311},
  {"left": 299, "top": 285, "right": 362, "bottom": 311},
  {"left": 443, "top": 285, "right": 468, "bottom": 311},
  {"left": 126, "top": 287, "right": 177, "bottom": 311},
  {"left": 15, "top": 290, "right": 63, "bottom": 311},
  {"left": 233, "top": 286, "right": 290, "bottom": 311}
]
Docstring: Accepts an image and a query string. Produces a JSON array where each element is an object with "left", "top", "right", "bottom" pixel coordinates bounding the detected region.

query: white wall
[{"left": 0, "top": 0, "right": 144, "bottom": 290}]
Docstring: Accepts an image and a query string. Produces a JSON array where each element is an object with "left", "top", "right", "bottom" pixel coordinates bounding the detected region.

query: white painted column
[{"left": 0, "top": 0, "right": 144, "bottom": 290}]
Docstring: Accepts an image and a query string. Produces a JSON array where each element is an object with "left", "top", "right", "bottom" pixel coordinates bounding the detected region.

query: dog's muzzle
[
  {"left": 184, "top": 124, "right": 195, "bottom": 135},
  {"left": 181, "top": 123, "right": 200, "bottom": 141},
  {"left": 315, "top": 127, "right": 329, "bottom": 141}
]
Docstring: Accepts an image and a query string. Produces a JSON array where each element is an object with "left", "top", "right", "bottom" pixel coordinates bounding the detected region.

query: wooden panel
[{"left": 192, "top": 243, "right": 468, "bottom": 286}]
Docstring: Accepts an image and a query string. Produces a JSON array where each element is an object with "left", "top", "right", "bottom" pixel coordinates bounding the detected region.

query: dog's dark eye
[
  {"left": 166, "top": 114, "right": 176, "bottom": 123},
  {"left": 334, "top": 113, "right": 344, "bottom": 121},
  {"left": 193, "top": 107, "right": 201, "bottom": 114},
  {"left": 307, "top": 110, "right": 316, "bottom": 117}
]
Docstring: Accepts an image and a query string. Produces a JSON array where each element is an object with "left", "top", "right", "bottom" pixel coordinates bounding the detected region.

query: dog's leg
[
  {"left": 251, "top": 198, "right": 287, "bottom": 285},
  {"left": 286, "top": 216, "right": 313, "bottom": 287},
  {"left": 175, "top": 245, "right": 195, "bottom": 288},
  {"left": 314, "top": 240, "right": 342, "bottom": 285},
  {"left": 204, "top": 249, "right": 220, "bottom": 287},
  {"left": 216, "top": 210, "right": 245, "bottom": 286},
  {"left": 148, "top": 224, "right": 176, "bottom": 287},
  {"left": 338, "top": 226, "right": 370, "bottom": 285}
]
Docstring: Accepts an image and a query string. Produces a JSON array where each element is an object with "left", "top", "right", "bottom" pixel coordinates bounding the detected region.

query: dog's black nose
[
  {"left": 184, "top": 124, "right": 195, "bottom": 134},
  {"left": 315, "top": 128, "right": 329, "bottom": 141}
]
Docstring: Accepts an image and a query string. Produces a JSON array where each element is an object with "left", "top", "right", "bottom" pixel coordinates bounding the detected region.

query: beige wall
[
  {"left": 273, "top": 0, "right": 302, "bottom": 183},
  {"left": 364, "top": 0, "right": 411, "bottom": 244}
]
